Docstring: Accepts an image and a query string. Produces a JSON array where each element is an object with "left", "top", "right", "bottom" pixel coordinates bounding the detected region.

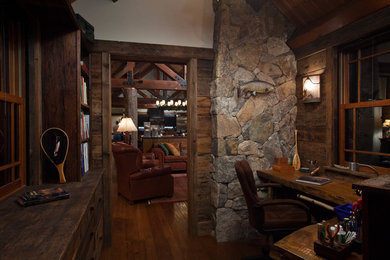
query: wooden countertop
[
  {"left": 0, "top": 168, "right": 103, "bottom": 260},
  {"left": 257, "top": 169, "right": 360, "bottom": 205},
  {"left": 271, "top": 218, "right": 362, "bottom": 260}
]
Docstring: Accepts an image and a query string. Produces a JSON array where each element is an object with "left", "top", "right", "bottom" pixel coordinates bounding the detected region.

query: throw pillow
[
  {"left": 165, "top": 143, "right": 180, "bottom": 156},
  {"left": 180, "top": 142, "right": 187, "bottom": 156},
  {"left": 158, "top": 143, "right": 170, "bottom": 155}
]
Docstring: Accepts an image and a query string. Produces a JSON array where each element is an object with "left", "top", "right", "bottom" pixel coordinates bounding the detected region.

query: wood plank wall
[
  {"left": 296, "top": 48, "right": 338, "bottom": 167},
  {"left": 40, "top": 30, "right": 81, "bottom": 182},
  {"left": 188, "top": 59, "right": 213, "bottom": 236},
  {"left": 90, "top": 52, "right": 112, "bottom": 246}
]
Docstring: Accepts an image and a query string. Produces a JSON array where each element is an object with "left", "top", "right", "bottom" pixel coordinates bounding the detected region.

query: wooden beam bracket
[{"left": 123, "top": 71, "right": 143, "bottom": 87}]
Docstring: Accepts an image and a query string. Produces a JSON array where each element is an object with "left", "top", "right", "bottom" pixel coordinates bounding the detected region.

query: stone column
[{"left": 211, "top": 0, "right": 298, "bottom": 242}]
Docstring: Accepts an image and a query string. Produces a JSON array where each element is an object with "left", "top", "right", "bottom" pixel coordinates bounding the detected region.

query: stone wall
[{"left": 211, "top": 0, "right": 297, "bottom": 242}]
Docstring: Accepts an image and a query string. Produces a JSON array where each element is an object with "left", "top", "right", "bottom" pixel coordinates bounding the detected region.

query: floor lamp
[{"left": 117, "top": 117, "right": 138, "bottom": 145}]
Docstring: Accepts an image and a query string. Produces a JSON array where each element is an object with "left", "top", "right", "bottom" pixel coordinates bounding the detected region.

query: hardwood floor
[{"left": 102, "top": 161, "right": 264, "bottom": 260}]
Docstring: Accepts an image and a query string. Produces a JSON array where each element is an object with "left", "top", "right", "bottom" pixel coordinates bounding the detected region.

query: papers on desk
[{"left": 295, "top": 176, "right": 331, "bottom": 185}]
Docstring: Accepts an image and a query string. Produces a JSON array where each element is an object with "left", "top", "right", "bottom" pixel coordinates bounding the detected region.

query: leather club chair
[
  {"left": 112, "top": 142, "right": 173, "bottom": 203},
  {"left": 234, "top": 160, "right": 312, "bottom": 258}
]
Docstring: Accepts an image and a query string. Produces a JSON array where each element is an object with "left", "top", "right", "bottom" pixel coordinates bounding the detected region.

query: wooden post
[{"left": 123, "top": 87, "right": 138, "bottom": 147}]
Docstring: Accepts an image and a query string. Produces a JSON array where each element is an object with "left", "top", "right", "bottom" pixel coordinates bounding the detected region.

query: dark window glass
[
  {"left": 349, "top": 51, "right": 358, "bottom": 61},
  {"left": 0, "top": 168, "right": 12, "bottom": 187},
  {"left": 345, "top": 109, "right": 353, "bottom": 149},
  {"left": 15, "top": 165, "right": 19, "bottom": 180},
  {"left": 0, "top": 101, "right": 11, "bottom": 166},
  {"left": 345, "top": 152, "right": 353, "bottom": 162},
  {"left": 349, "top": 62, "right": 358, "bottom": 103},
  {"left": 14, "top": 104, "right": 19, "bottom": 161},
  {"left": 357, "top": 153, "right": 390, "bottom": 168},
  {"left": 360, "top": 53, "right": 390, "bottom": 101},
  {"left": 356, "top": 107, "right": 382, "bottom": 153},
  {"left": 361, "top": 39, "right": 390, "bottom": 57}
]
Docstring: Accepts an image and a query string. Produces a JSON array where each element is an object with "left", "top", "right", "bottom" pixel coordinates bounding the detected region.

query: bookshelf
[
  {"left": 39, "top": 4, "right": 92, "bottom": 182},
  {"left": 80, "top": 58, "right": 90, "bottom": 177}
]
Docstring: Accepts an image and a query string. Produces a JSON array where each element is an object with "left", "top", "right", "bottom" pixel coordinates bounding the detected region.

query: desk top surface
[
  {"left": 257, "top": 169, "right": 360, "bottom": 205},
  {"left": 271, "top": 218, "right": 362, "bottom": 260}
]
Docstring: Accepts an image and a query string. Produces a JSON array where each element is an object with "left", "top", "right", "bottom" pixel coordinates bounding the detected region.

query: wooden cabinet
[
  {"left": 353, "top": 175, "right": 390, "bottom": 260},
  {"left": 0, "top": 168, "right": 104, "bottom": 260}
]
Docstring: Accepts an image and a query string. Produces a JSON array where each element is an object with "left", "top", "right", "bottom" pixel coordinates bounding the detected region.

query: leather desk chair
[
  {"left": 112, "top": 142, "right": 173, "bottom": 203},
  {"left": 235, "top": 160, "right": 312, "bottom": 259}
]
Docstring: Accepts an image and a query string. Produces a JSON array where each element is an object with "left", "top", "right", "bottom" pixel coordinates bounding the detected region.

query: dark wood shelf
[
  {"left": 81, "top": 138, "right": 89, "bottom": 143},
  {"left": 81, "top": 103, "right": 90, "bottom": 110}
]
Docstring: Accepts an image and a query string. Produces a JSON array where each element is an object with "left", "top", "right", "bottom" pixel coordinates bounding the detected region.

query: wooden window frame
[
  {"left": 0, "top": 20, "right": 26, "bottom": 199},
  {"left": 339, "top": 33, "right": 390, "bottom": 170}
]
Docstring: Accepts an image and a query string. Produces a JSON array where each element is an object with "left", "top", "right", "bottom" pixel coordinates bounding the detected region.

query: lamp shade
[{"left": 118, "top": 117, "right": 138, "bottom": 132}]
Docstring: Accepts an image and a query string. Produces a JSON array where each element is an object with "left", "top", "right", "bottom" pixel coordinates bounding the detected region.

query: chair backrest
[
  {"left": 234, "top": 160, "right": 259, "bottom": 228},
  {"left": 112, "top": 142, "right": 142, "bottom": 174}
]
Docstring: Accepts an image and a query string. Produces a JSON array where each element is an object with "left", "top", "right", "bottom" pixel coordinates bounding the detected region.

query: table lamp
[{"left": 118, "top": 117, "right": 138, "bottom": 144}]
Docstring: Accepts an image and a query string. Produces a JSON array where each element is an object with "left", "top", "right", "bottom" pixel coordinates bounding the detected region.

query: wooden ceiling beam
[
  {"left": 155, "top": 63, "right": 186, "bottom": 87},
  {"left": 112, "top": 78, "right": 186, "bottom": 91},
  {"left": 137, "top": 90, "right": 149, "bottom": 98},
  {"left": 112, "top": 62, "right": 133, "bottom": 79},
  {"left": 287, "top": 0, "right": 390, "bottom": 51}
]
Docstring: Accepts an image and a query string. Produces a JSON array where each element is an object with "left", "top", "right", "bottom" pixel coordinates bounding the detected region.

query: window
[
  {"left": 339, "top": 31, "right": 390, "bottom": 168},
  {"left": 0, "top": 20, "right": 26, "bottom": 199}
]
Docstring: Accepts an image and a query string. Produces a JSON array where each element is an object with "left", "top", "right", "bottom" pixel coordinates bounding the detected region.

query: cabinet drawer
[{"left": 94, "top": 216, "right": 104, "bottom": 260}]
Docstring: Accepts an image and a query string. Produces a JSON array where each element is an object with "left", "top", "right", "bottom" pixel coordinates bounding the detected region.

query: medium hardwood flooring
[{"left": 102, "top": 161, "right": 263, "bottom": 260}]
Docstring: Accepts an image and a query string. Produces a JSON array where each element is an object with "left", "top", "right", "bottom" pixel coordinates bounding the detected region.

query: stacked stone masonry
[{"left": 211, "top": 0, "right": 297, "bottom": 242}]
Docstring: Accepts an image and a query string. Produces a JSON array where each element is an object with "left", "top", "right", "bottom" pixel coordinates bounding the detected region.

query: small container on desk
[
  {"left": 272, "top": 157, "right": 294, "bottom": 173},
  {"left": 314, "top": 240, "right": 354, "bottom": 260}
]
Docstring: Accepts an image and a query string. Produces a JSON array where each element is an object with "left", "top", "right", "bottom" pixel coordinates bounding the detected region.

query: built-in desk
[
  {"left": 257, "top": 169, "right": 363, "bottom": 259},
  {"left": 271, "top": 218, "right": 362, "bottom": 260},
  {"left": 257, "top": 169, "right": 360, "bottom": 205},
  {"left": 0, "top": 169, "right": 104, "bottom": 260}
]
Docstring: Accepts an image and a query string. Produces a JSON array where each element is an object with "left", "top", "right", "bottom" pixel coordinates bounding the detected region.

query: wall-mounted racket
[{"left": 40, "top": 128, "right": 69, "bottom": 183}]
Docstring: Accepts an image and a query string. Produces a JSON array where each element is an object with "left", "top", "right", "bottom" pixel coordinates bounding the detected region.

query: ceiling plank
[
  {"left": 112, "top": 78, "right": 186, "bottom": 91},
  {"left": 287, "top": 0, "right": 390, "bottom": 51}
]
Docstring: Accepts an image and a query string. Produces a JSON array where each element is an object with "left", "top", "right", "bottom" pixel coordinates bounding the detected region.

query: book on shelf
[
  {"left": 80, "top": 112, "right": 89, "bottom": 140},
  {"left": 17, "top": 187, "right": 70, "bottom": 207},
  {"left": 295, "top": 175, "right": 331, "bottom": 185},
  {"left": 80, "top": 61, "right": 89, "bottom": 76},
  {"left": 80, "top": 76, "right": 88, "bottom": 105},
  {"left": 81, "top": 142, "right": 89, "bottom": 176}
]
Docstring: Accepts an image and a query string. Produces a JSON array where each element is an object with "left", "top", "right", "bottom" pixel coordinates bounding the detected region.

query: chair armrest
[
  {"left": 142, "top": 153, "right": 155, "bottom": 160},
  {"left": 151, "top": 148, "right": 165, "bottom": 166}
]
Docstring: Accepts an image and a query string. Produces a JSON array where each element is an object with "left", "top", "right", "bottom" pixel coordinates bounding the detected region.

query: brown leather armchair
[
  {"left": 235, "top": 160, "right": 312, "bottom": 258},
  {"left": 112, "top": 142, "right": 173, "bottom": 203}
]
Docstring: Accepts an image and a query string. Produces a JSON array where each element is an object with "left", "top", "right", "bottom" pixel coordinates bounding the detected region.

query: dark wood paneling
[
  {"left": 187, "top": 58, "right": 197, "bottom": 236},
  {"left": 91, "top": 53, "right": 103, "bottom": 169},
  {"left": 41, "top": 30, "right": 80, "bottom": 182},
  {"left": 91, "top": 40, "right": 214, "bottom": 62},
  {"left": 292, "top": 5, "right": 390, "bottom": 59},
  {"left": 101, "top": 52, "right": 112, "bottom": 247},
  {"left": 271, "top": 0, "right": 349, "bottom": 29},
  {"left": 288, "top": 0, "right": 390, "bottom": 51}
]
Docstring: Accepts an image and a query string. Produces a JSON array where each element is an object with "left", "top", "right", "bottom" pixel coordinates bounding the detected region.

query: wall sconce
[{"left": 302, "top": 75, "right": 320, "bottom": 103}]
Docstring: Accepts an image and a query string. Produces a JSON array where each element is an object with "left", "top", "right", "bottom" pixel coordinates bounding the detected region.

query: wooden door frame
[{"left": 92, "top": 40, "right": 214, "bottom": 235}]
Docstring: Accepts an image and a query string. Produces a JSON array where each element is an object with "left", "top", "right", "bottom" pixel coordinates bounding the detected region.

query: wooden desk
[
  {"left": 271, "top": 218, "right": 362, "bottom": 260},
  {"left": 257, "top": 169, "right": 360, "bottom": 205}
]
